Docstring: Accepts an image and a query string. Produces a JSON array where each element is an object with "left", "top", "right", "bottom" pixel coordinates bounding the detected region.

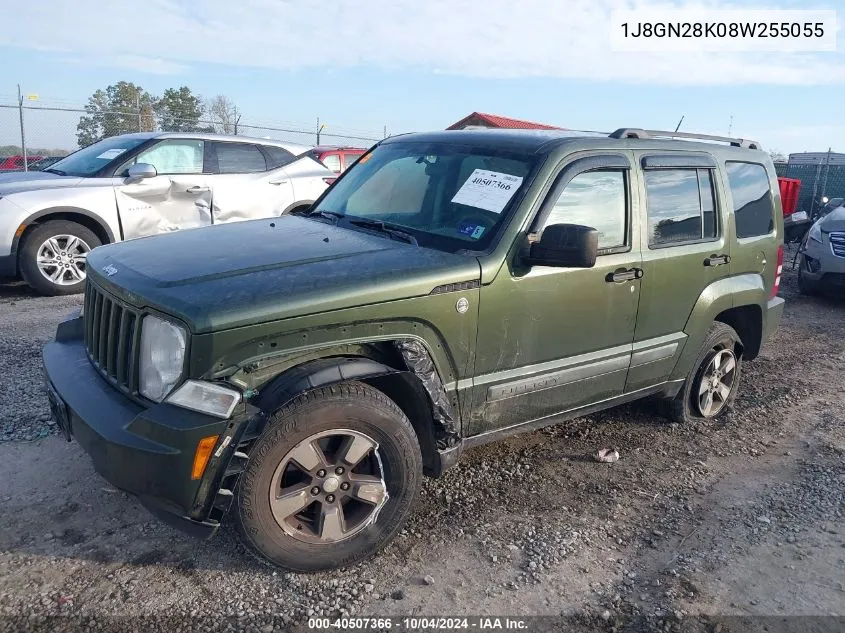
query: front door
[
  {"left": 625, "top": 152, "right": 732, "bottom": 392},
  {"left": 114, "top": 139, "right": 212, "bottom": 239},
  {"left": 468, "top": 153, "right": 643, "bottom": 436}
]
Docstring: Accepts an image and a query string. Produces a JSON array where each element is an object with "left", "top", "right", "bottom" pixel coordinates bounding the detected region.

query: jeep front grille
[
  {"left": 830, "top": 232, "right": 845, "bottom": 258},
  {"left": 83, "top": 281, "right": 140, "bottom": 394}
]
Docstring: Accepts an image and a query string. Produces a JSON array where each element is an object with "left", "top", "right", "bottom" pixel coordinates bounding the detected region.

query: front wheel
[
  {"left": 18, "top": 220, "right": 100, "bottom": 296},
  {"left": 797, "top": 257, "right": 821, "bottom": 296},
  {"left": 234, "top": 382, "right": 422, "bottom": 572},
  {"left": 662, "top": 322, "right": 743, "bottom": 424}
]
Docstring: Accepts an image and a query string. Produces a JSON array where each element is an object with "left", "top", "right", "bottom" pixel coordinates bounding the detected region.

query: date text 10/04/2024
[{"left": 307, "top": 617, "right": 530, "bottom": 630}]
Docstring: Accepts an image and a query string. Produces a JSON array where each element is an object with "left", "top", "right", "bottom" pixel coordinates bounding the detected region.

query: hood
[
  {"left": 0, "top": 171, "right": 85, "bottom": 196},
  {"left": 87, "top": 215, "right": 481, "bottom": 333},
  {"left": 820, "top": 206, "right": 845, "bottom": 232}
]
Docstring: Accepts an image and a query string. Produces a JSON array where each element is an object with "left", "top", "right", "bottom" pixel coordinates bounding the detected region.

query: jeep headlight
[
  {"left": 139, "top": 315, "right": 187, "bottom": 402},
  {"left": 808, "top": 221, "right": 823, "bottom": 244}
]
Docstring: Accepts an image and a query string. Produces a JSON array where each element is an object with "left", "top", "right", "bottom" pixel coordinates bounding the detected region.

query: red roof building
[{"left": 447, "top": 112, "right": 564, "bottom": 131}]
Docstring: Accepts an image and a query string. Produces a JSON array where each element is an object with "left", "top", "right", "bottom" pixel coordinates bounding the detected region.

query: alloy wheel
[
  {"left": 696, "top": 348, "right": 737, "bottom": 417},
  {"left": 36, "top": 234, "right": 91, "bottom": 286},
  {"left": 268, "top": 429, "right": 389, "bottom": 544}
]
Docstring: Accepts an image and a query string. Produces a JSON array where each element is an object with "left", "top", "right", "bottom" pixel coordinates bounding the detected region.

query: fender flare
[{"left": 252, "top": 356, "right": 398, "bottom": 415}]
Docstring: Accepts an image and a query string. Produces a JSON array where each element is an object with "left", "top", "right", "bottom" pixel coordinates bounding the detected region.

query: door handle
[
  {"left": 606, "top": 268, "right": 644, "bottom": 283},
  {"left": 187, "top": 186, "right": 210, "bottom": 193},
  {"left": 704, "top": 254, "right": 731, "bottom": 267},
  {"left": 268, "top": 179, "right": 289, "bottom": 186}
]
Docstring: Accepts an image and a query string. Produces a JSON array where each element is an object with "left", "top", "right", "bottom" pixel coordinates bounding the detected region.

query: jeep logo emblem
[
  {"left": 103, "top": 265, "right": 118, "bottom": 277},
  {"left": 456, "top": 297, "right": 469, "bottom": 314}
]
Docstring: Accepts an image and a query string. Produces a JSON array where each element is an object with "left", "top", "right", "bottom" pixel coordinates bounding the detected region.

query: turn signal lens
[{"left": 191, "top": 435, "right": 219, "bottom": 480}]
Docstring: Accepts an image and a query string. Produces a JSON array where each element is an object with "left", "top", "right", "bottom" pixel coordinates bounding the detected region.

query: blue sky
[{"left": 1, "top": 0, "right": 844, "bottom": 154}]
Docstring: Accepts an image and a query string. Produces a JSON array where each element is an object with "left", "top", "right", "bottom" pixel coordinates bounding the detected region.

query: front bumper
[
  {"left": 801, "top": 234, "right": 845, "bottom": 289},
  {"left": 43, "top": 316, "right": 260, "bottom": 538}
]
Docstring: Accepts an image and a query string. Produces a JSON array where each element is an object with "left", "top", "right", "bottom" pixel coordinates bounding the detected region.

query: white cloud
[
  {"left": 1, "top": 0, "right": 844, "bottom": 85},
  {"left": 58, "top": 55, "right": 189, "bottom": 75}
]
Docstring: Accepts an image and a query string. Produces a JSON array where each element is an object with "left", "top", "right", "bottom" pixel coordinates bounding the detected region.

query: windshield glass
[
  {"left": 47, "top": 136, "right": 150, "bottom": 177},
  {"left": 312, "top": 141, "right": 538, "bottom": 252}
]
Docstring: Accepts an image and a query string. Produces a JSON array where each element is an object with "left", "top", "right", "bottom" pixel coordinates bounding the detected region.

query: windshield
[
  {"left": 46, "top": 136, "right": 150, "bottom": 177},
  {"left": 312, "top": 141, "right": 538, "bottom": 252}
]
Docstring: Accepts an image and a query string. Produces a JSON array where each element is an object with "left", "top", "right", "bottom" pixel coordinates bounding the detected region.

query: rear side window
[
  {"left": 214, "top": 143, "right": 267, "bottom": 173},
  {"left": 725, "top": 162, "right": 775, "bottom": 238},
  {"left": 644, "top": 169, "right": 718, "bottom": 246},
  {"left": 264, "top": 146, "right": 296, "bottom": 169}
]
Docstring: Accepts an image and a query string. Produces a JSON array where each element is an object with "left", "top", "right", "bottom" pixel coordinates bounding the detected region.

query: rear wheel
[
  {"left": 234, "top": 382, "right": 422, "bottom": 572},
  {"left": 662, "top": 322, "right": 742, "bottom": 424},
  {"left": 19, "top": 220, "right": 100, "bottom": 296}
]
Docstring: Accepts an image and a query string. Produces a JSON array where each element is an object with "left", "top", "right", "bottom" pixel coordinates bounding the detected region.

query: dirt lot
[{"left": 0, "top": 248, "right": 842, "bottom": 633}]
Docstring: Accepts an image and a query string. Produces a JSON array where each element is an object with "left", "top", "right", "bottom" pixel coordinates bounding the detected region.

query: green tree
[
  {"left": 155, "top": 86, "right": 205, "bottom": 132},
  {"left": 76, "top": 81, "right": 156, "bottom": 147}
]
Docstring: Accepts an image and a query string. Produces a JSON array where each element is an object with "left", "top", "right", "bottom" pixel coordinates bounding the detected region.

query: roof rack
[{"left": 609, "top": 128, "right": 762, "bottom": 150}]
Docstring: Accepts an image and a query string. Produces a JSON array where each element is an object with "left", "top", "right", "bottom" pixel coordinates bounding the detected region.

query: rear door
[
  {"left": 114, "top": 139, "right": 212, "bottom": 239},
  {"left": 206, "top": 141, "right": 295, "bottom": 223},
  {"left": 625, "top": 152, "right": 730, "bottom": 392}
]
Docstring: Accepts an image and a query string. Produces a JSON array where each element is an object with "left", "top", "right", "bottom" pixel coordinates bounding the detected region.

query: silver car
[
  {"left": 0, "top": 132, "right": 335, "bottom": 295},
  {"left": 798, "top": 204, "right": 845, "bottom": 295}
]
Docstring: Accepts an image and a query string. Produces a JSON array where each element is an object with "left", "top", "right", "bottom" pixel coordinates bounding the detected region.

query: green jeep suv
[{"left": 43, "top": 128, "right": 785, "bottom": 571}]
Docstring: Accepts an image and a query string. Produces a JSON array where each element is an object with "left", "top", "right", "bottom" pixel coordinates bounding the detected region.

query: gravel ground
[{"left": 0, "top": 250, "right": 843, "bottom": 633}]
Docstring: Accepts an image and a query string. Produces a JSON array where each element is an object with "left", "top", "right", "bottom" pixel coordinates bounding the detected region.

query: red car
[
  {"left": 0, "top": 154, "right": 45, "bottom": 171},
  {"left": 309, "top": 146, "right": 366, "bottom": 175}
]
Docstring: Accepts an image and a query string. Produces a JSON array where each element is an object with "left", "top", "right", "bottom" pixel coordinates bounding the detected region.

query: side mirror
[
  {"left": 125, "top": 163, "right": 157, "bottom": 184},
  {"left": 524, "top": 223, "right": 598, "bottom": 268}
]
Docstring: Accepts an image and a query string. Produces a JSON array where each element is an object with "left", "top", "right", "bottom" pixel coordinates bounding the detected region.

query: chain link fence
[{"left": 0, "top": 95, "right": 389, "bottom": 168}]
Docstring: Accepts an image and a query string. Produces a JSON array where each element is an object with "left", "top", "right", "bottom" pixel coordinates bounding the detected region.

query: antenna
[
  {"left": 728, "top": 115, "right": 733, "bottom": 137},
  {"left": 674, "top": 116, "right": 684, "bottom": 133}
]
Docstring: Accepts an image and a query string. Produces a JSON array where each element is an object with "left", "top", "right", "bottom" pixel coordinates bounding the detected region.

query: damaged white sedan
[{"left": 0, "top": 132, "right": 337, "bottom": 295}]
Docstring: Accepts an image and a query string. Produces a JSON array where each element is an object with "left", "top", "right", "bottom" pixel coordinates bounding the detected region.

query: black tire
[
  {"left": 662, "top": 322, "right": 743, "bottom": 424},
  {"left": 234, "top": 381, "right": 422, "bottom": 572},
  {"left": 797, "top": 257, "right": 821, "bottom": 296},
  {"left": 18, "top": 220, "right": 101, "bottom": 296}
]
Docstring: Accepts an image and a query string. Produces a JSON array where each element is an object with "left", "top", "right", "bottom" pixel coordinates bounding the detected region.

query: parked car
[
  {"left": 28, "top": 155, "right": 67, "bottom": 171},
  {"left": 0, "top": 132, "right": 334, "bottom": 295},
  {"left": 43, "top": 127, "right": 784, "bottom": 572},
  {"left": 797, "top": 202, "right": 845, "bottom": 295},
  {"left": 309, "top": 146, "right": 367, "bottom": 174},
  {"left": 0, "top": 154, "right": 44, "bottom": 171}
]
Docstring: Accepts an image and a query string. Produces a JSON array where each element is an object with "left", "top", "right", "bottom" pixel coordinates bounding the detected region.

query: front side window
[
  {"left": 312, "top": 142, "right": 538, "bottom": 252},
  {"left": 321, "top": 153, "right": 342, "bottom": 173},
  {"left": 542, "top": 170, "right": 627, "bottom": 251},
  {"left": 120, "top": 139, "right": 204, "bottom": 175},
  {"left": 725, "top": 162, "right": 774, "bottom": 238},
  {"left": 645, "top": 168, "right": 718, "bottom": 246},
  {"left": 214, "top": 143, "right": 267, "bottom": 174}
]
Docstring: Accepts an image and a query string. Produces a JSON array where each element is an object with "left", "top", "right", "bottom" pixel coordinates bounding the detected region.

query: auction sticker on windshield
[
  {"left": 96, "top": 149, "right": 126, "bottom": 160},
  {"left": 451, "top": 169, "right": 524, "bottom": 214}
]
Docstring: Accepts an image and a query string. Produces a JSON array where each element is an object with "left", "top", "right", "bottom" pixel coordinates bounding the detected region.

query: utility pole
[
  {"left": 821, "top": 147, "right": 832, "bottom": 201},
  {"left": 727, "top": 115, "right": 733, "bottom": 137},
  {"left": 316, "top": 118, "right": 327, "bottom": 145},
  {"left": 136, "top": 90, "right": 142, "bottom": 131},
  {"left": 17, "top": 84, "right": 28, "bottom": 171},
  {"left": 384, "top": 124, "right": 388, "bottom": 139}
]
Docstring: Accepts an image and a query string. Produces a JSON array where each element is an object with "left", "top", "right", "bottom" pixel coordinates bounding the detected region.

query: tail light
[
  {"left": 323, "top": 177, "right": 337, "bottom": 185},
  {"left": 771, "top": 244, "right": 784, "bottom": 298}
]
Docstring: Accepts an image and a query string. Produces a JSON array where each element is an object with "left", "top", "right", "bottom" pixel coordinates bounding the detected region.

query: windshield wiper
[
  {"left": 44, "top": 168, "right": 67, "bottom": 176},
  {"left": 305, "top": 209, "right": 342, "bottom": 224},
  {"left": 348, "top": 218, "right": 418, "bottom": 246}
]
